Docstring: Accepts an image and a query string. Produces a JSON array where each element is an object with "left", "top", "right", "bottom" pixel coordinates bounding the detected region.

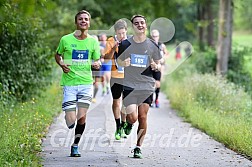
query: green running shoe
[
  {"left": 132, "top": 147, "right": 142, "bottom": 158},
  {"left": 70, "top": 145, "right": 81, "bottom": 157},
  {"left": 115, "top": 129, "right": 121, "bottom": 140},
  {"left": 120, "top": 126, "right": 127, "bottom": 138},
  {"left": 124, "top": 122, "right": 133, "bottom": 135}
]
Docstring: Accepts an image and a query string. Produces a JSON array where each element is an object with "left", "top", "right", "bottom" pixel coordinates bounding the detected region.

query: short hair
[
  {"left": 151, "top": 29, "right": 160, "bottom": 36},
  {"left": 130, "top": 14, "right": 147, "bottom": 23},
  {"left": 75, "top": 10, "right": 91, "bottom": 23},
  {"left": 114, "top": 19, "right": 127, "bottom": 31},
  {"left": 99, "top": 33, "right": 107, "bottom": 39}
]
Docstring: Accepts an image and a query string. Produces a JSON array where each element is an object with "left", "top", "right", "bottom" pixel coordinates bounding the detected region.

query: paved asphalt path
[{"left": 42, "top": 90, "right": 252, "bottom": 167}]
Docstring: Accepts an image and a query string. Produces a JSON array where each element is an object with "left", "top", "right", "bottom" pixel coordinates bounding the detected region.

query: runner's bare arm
[
  {"left": 162, "top": 44, "right": 169, "bottom": 57},
  {"left": 150, "top": 59, "right": 161, "bottom": 71},
  {"left": 104, "top": 40, "right": 119, "bottom": 61},
  {"left": 92, "top": 59, "right": 102, "bottom": 70},
  {"left": 117, "top": 57, "right": 130, "bottom": 67},
  {"left": 55, "top": 53, "right": 70, "bottom": 73}
]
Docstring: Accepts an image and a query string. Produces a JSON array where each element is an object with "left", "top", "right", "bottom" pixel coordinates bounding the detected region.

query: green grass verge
[
  {"left": 163, "top": 73, "right": 252, "bottom": 159},
  {"left": 0, "top": 82, "right": 62, "bottom": 166},
  {"left": 233, "top": 32, "right": 252, "bottom": 47}
]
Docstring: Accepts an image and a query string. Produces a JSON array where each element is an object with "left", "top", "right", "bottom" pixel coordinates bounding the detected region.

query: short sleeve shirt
[
  {"left": 117, "top": 37, "right": 162, "bottom": 90},
  {"left": 56, "top": 33, "right": 100, "bottom": 86},
  {"left": 104, "top": 36, "right": 124, "bottom": 78}
]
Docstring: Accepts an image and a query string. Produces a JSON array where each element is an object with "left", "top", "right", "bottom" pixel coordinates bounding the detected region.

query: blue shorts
[
  {"left": 101, "top": 60, "right": 112, "bottom": 74},
  {"left": 62, "top": 85, "right": 93, "bottom": 112}
]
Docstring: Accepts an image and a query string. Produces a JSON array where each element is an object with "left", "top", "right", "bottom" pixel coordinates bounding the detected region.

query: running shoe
[
  {"left": 115, "top": 129, "right": 121, "bottom": 140},
  {"left": 70, "top": 145, "right": 81, "bottom": 157},
  {"left": 155, "top": 100, "right": 159, "bottom": 108},
  {"left": 124, "top": 122, "right": 133, "bottom": 135},
  {"left": 132, "top": 147, "right": 142, "bottom": 158},
  {"left": 120, "top": 126, "right": 127, "bottom": 138}
]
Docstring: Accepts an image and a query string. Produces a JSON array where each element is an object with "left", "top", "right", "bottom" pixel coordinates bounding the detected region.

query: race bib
[
  {"left": 72, "top": 50, "right": 89, "bottom": 64},
  {"left": 130, "top": 54, "right": 148, "bottom": 67}
]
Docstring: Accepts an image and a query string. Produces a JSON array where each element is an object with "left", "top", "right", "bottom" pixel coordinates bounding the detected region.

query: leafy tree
[
  {"left": 216, "top": 0, "right": 233, "bottom": 76},
  {"left": 0, "top": 0, "right": 55, "bottom": 102},
  {"left": 233, "top": 0, "right": 252, "bottom": 32}
]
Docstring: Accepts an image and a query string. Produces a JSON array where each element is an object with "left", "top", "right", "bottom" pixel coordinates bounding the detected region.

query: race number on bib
[
  {"left": 130, "top": 54, "right": 148, "bottom": 68},
  {"left": 72, "top": 50, "right": 89, "bottom": 64}
]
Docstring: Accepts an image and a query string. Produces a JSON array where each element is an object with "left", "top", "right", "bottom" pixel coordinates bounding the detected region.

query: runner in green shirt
[{"left": 55, "top": 10, "right": 101, "bottom": 157}]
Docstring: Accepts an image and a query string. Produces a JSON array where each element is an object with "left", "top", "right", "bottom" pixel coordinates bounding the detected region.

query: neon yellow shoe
[
  {"left": 92, "top": 98, "right": 96, "bottom": 103},
  {"left": 124, "top": 123, "right": 133, "bottom": 135},
  {"left": 120, "top": 126, "right": 127, "bottom": 138},
  {"left": 115, "top": 129, "right": 121, "bottom": 140}
]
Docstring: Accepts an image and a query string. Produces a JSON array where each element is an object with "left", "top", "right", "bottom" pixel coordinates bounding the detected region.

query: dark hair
[
  {"left": 114, "top": 19, "right": 127, "bottom": 31},
  {"left": 130, "top": 14, "right": 146, "bottom": 23},
  {"left": 75, "top": 10, "right": 91, "bottom": 23}
]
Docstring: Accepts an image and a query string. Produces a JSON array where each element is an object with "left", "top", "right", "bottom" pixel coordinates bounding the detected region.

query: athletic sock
[
  {"left": 115, "top": 118, "right": 121, "bottom": 131},
  {"left": 73, "top": 123, "right": 86, "bottom": 145},
  {"left": 155, "top": 88, "right": 160, "bottom": 101},
  {"left": 127, "top": 122, "right": 133, "bottom": 128},
  {"left": 135, "top": 145, "right": 141, "bottom": 149},
  {"left": 121, "top": 121, "right": 126, "bottom": 127}
]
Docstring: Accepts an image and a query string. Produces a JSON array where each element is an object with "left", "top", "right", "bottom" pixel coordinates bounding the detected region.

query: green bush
[
  {"left": 228, "top": 44, "right": 252, "bottom": 94},
  {"left": 0, "top": 5, "right": 53, "bottom": 102},
  {"left": 190, "top": 46, "right": 217, "bottom": 74},
  {"left": 188, "top": 44, "right": 252, "bottom": 96}
]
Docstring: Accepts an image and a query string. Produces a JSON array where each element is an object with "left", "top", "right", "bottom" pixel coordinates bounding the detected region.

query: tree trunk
[
  {"left": 216, "top": 0, "right": 233, "bottom": 76},
  {"left": 206, "top": 0, "right": 214, "bottom": 47},
  {"left": 197, "top": 3, "right": 205, "bottom": 51}
]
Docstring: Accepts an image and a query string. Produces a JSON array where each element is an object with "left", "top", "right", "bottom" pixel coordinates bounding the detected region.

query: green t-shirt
[{"left": 56, "top": 33, "right": 100, "bottom": 86}]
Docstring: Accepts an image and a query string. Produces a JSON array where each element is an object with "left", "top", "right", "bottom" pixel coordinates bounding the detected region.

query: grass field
[
  {"left": 233, "top": 31, "right": 252, "bottom": 47},
  {"left": 0, "top": 67, "right": 62, "bottom": 166},
  {"left": 163, "top": 72, "right": 252, "bottom": 160},
  {"left": 162, "top": 32, "right": 252, "bottom": 160}
]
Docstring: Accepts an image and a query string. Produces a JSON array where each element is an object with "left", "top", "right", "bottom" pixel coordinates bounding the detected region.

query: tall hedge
[{"left": 0, "top": 4, "right": 53, "bottom": 103}]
